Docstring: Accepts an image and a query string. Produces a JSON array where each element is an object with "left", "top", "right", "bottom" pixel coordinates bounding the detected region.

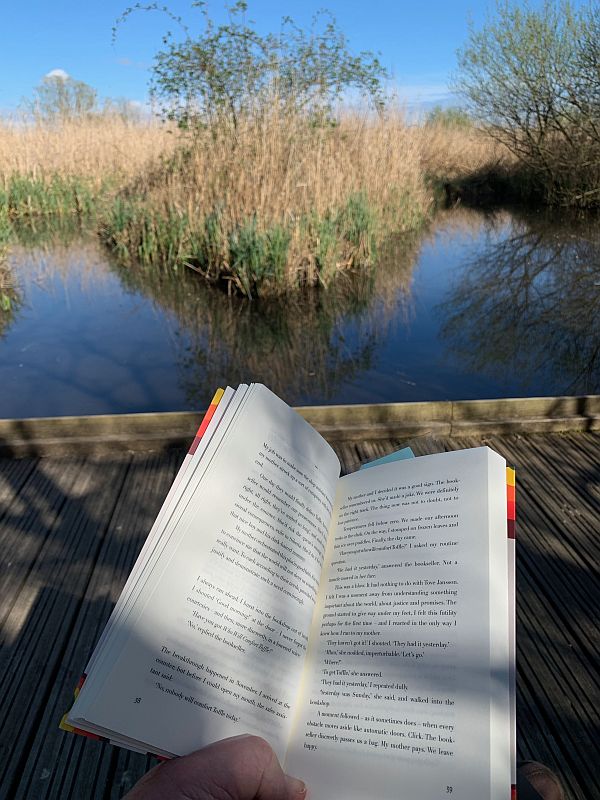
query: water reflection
[
  {"left": 438, "top": 208, "right": 600, "bottom": 395},
  {"left": 1, "top": 208, "right": 600, "bottom": 418},
  {"left": 111, "top": 233, "right": 417, "bottom": 407},
  {"left": 0, "top": 262, "right": 22, "bottom": 340},
  {"left": 0, "top": 237, "right": 190, "bottom": 417}
]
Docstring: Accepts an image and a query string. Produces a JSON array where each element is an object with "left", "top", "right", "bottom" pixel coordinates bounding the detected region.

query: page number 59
[
  {"left": 134, "top": 697, "right": 142, "bottom": 704},
  {"left": 446, "top": 788, "right": 453, "bottom": 794}
]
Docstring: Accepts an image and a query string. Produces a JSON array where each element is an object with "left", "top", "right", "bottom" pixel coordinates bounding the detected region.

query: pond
[{"left": 1, "top": 206, "right": 599, "bottom": 418}]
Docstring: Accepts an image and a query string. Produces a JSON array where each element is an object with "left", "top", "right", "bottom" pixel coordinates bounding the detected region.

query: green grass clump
[
  {"left": 105, "top": 200, "right": 295, "bottom": 297},
  {"left": 226, "top": 219, "right": 290, "bottom": 296},
  {"left": 102, "top": 192, "right": 393, "bottom": 297},
  {"left": 103, "top": 199, "right": 191, "bottom": 268},
  {"left": 0, "top": 205, "right": 10, "bottom": 261},
  {"left": 100, "top": 184, "right": 428, "bottom": 298},
  {"left": 0, "top": 174, "right": 99, "bottom": 221},
  {"left": 0, "top": 207, "right": 20, "bottom": 325},
  {"left": 306, "top": 192, "right": 377, "bottom": 283}
]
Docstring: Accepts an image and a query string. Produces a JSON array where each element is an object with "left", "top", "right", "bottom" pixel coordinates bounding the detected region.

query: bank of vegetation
[
  {"left": 1, "top": 0, "right": 598, "bottom": 298},
  {"left": 454, "top": 0, "right": 600, "bottom": 207},
  {"left": 0, "top": 111, "right": 510, "bottom": 293}
]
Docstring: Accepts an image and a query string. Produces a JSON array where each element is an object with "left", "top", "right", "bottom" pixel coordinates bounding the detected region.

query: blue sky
[{"left": 0, "top": 0, "right": 573, "bottom": 114}]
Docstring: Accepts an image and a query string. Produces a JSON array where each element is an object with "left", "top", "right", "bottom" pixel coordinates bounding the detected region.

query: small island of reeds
[{"left": 0, "top": 107, "right": 511, "bottom": 297}]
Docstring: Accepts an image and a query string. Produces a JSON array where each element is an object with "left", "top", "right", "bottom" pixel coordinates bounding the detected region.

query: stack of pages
[{"left": 64, "top": 384, "right": 516, "bottom": 800}]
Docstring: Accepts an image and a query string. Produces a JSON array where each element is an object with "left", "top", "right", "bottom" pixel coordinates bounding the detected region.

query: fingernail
[{"left": 285, "top": 774, "right": 307, "bottom": 798}]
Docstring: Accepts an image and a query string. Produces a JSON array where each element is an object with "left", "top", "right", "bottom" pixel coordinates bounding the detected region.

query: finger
[
  {"left": 284, "top": 773, "right": 308, "bottom": 798},
  {"left": 185, "top": 735, "right": 306, "bottom": 800},
  {"left": 124, "top": 734, "right": 306, "bottom": 800}
]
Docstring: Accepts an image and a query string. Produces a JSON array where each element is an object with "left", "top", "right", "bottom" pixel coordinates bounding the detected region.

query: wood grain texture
[{"left": 0, "top": 432, "right": 597, "bottom": 799}]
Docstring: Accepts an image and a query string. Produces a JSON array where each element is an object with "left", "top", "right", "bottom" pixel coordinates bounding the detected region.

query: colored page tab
[
  {"left": 506, "top": 466, "right": 516, "bottom": 539},
  {"left": 360, "top": 446, "right": 415, "bottom": 470},
  {"left": 189, "top": 388, "right": 225, "bottom": 454}
]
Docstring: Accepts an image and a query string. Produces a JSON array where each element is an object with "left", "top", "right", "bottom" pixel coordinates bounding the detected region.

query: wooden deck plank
[
  {"left": 516, "top": 579, "right": 599, "bottom": 799},
  {"left": 525, "top": 433, "right": 600, "bottom": 526},
  {"left": 0, "top": 457, "right": 87, "bottom": 555},
  {"left": 51, "top": 453, "right": 182, "bottom": 800},
  {"left": 331, "top": 440, "right": 363, "bottom": 475},
  {"left": 517, "top": 537, "right": 600, "bottom": 702},
  {"left": 502, "top": 437, "right": 600, "bottom": 628},
  {"left": 0, "top": 458, "right": 93, "bottom": 631},
  {"left": 0, "top": 456, "right": 133, "bottom": 797},
  {"left": 478, "top": 435, "right": 599, "bottom": 800},
  {"left": 10, "top": 455, "right": 155, "bottom": 798},
  {"left": 0, "top": 456, "right": 39, "bottom": 521},
  {"left": 11, "top": 452, "right": 182, "bottom": 800},
  {"left": 563, "top": 430, "right": 600, "bottom": 471},
  {"left": 525, "top": 435, "right": 600, "bottom": 559},
  {"left": 0, "top": 430, "right": 597, "bottom": 799},
  {"left": 515, "top": 664, "right": 583, "bottom": 800},
  {"left": 510, "top": 436, "right": 599, "bottom": 561},
  {"left": 481, "top": 435, "right": 599, "bottom": 601}
]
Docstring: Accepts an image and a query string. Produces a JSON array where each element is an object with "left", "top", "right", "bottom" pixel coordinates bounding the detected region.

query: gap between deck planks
[{"left": 0, "top": 433, "right": 598, "bottom": 799}]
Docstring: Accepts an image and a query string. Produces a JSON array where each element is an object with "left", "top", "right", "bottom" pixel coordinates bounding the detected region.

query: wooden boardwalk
[{"left": 0, "top": 431, "right": 598, "bottom": 799}]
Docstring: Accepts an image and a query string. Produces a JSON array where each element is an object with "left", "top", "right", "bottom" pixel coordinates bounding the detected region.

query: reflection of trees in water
[
  {"left": 438, "top": 208, "right": 600, "bottom": 394},
  {"left": 112, "top": 233, "right": 418, "bottom": 406},
  {"left": 8, "top": 229, "right": 116, "bottom": 295},
  {"left": 11, "top": 216, "right": 87, "bottom": 250},
  {"left": 0, "top": 222, "right": 109, "bottom": 341},
  {"left": 0, "top": 261, "right": 22, "bottom": 338}
]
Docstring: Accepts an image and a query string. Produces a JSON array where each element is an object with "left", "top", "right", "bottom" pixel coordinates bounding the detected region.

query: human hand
[{"left": 122, "top": 734, "right": 307, "bottom": 800}]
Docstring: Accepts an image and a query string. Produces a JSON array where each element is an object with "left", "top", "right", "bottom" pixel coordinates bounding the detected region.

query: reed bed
[
  {"left": 0, "top": 111, "right": 514, "bottom": 297},
  {"left": 0, "top": 207, "right": 19, "bottom": 319},
  {"left": 0, "top": 116, "right": 175, "bottom": 182},
  {"left": 104, "top": 110, "right": 432, "bottom": 296},
  {"left": 0, "top": 116, "right": 176, "bottom": 228},
  {"left": 414, "top": 121, "right": 515, "bottom": 182}
]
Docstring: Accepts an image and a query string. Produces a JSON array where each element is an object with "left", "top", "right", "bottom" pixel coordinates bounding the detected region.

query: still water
[{"left": 1, "top": 207, "right": 598, "bottom": 418}]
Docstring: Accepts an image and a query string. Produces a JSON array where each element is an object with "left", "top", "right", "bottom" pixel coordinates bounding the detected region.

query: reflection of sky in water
[
  {"left": 322, "top": 214, "right": 528, "bottom": 404},
  {"left": 0, "top": 244, "right": 187, "bottom": 417},
  {"left": 1, "top": 209, "right": 598, "bottom": 418}
]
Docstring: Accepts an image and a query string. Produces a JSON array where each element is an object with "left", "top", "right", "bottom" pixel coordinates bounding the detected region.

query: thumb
[{"left": 123, "top": 734, "right": 306, "bottom": 800}]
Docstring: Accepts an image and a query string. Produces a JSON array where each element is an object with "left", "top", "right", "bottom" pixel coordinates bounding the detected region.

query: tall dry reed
[
  {"left": 413, "top": 121, "right": 516, "bottom": 183},
  {"left": 0, "top": 115, "right": 175, "bottom": 184},
  {"left": 1, "top": 110, "right": 518, "bottom": 296},
  {"left": 170, "top": 111, "right": 429, "bottom": 229},
  {"left": 105, "top": 109, "right": 433, "bottom": 295}
]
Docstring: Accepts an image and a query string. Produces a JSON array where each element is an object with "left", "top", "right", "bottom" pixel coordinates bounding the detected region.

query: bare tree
[{"left": 455, "top": 0, "right": 600, "bottom": 206}]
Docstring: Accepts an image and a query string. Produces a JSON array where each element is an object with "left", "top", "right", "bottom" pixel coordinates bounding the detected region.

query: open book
[{"left": 63, "top": 384, "right": 516, "bottom": 800}]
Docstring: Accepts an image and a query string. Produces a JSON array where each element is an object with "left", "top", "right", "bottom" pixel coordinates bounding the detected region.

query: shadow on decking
[
  {"left": 0, "top": 433, "right": 599, "bottom": 799},
  {"left": 0, "top": 444, "right": 182, "bottom": 798}
]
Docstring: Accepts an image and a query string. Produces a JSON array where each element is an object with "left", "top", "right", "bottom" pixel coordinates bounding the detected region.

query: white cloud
[
  {"left": 400, "top": 84, "right": 452, "bottom": 103},
  {"left": 45, "top": 68, "right": 69, "bottom": 80},
  {"left": 385, "top": 70, "right": 455, "bottom": 106}
]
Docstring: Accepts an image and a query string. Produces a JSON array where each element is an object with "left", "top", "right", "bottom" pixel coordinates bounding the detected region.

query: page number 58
[{"left": 134, "top": 697, "right": 142, "bottom": 704}]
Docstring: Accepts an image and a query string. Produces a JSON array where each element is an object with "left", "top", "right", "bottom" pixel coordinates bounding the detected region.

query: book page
[
  {"left": 84, "top": 386, "right": 236, "bottom": 677},
  {"left": 285, "top": 447, "right": 510, "bottom": 800},
  {"left": 77, "top": 386, "right": 251, "bottom": 691},
  {"left": 70, "top": 385, "right": 340, "bottom": 759}
]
